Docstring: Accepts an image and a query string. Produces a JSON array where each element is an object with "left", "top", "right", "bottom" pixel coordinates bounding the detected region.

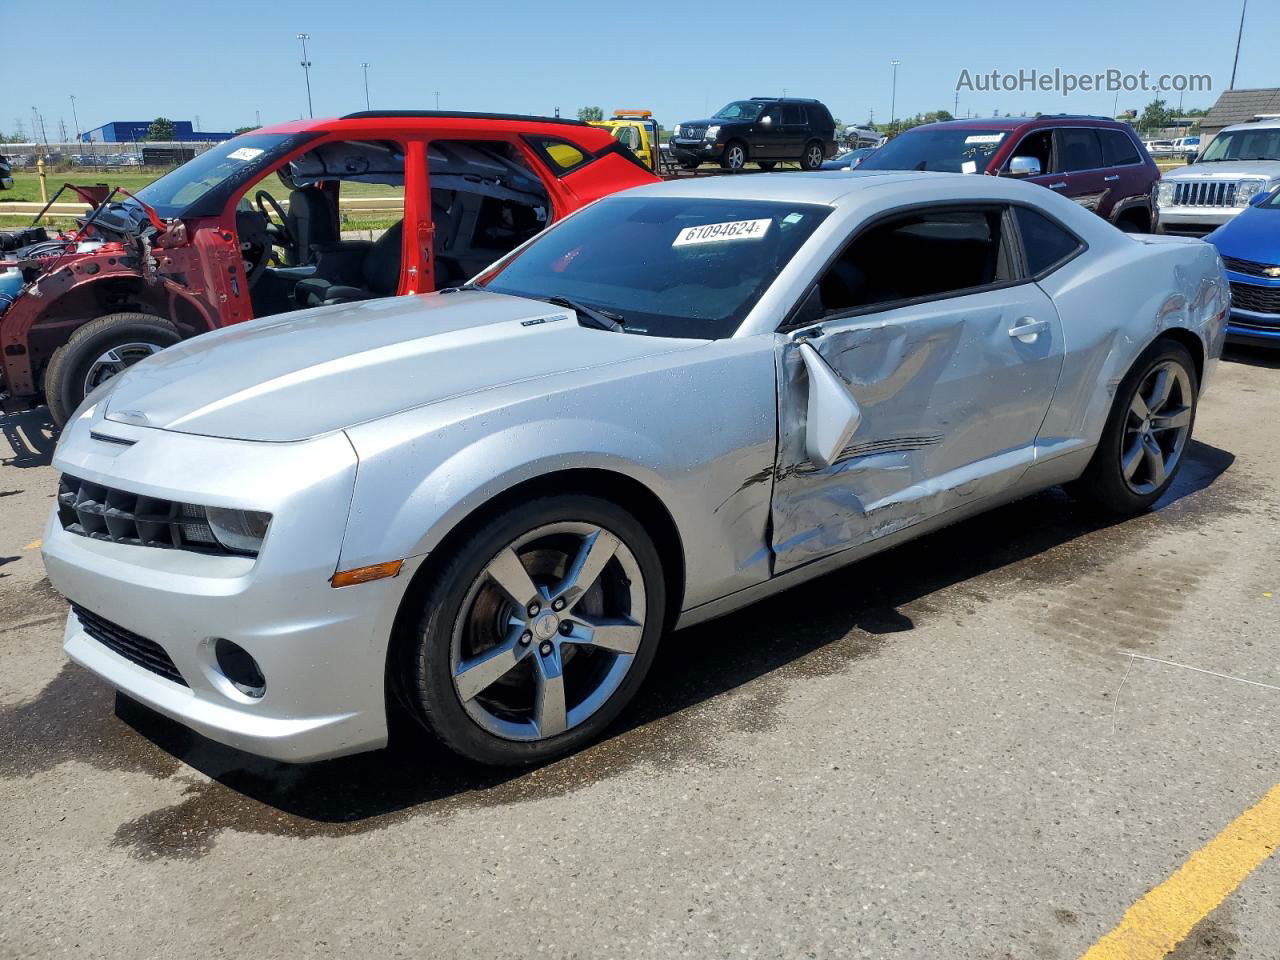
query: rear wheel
[
  {"left": 402, "top": 494, "right": 666, "bottom": 766},
  {"left": 1071, "top": 340, "right": 1198, "bottom": 513},
  {"left": 801, "top": 140, "right": 825, "bottom": 171},
  {"left": 44, "top": 313, "right": 181, "bottom": 426}
]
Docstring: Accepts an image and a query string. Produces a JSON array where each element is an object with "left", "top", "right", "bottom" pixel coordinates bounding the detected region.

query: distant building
[
  {"left": 1198, "top": 88, "right": 1280, "bottom": 145},
  {"left": 80, "top": 120, "right": 233, "bottom": 143}
]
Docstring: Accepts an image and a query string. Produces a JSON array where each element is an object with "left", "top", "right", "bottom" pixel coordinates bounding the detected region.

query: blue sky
[{"left": 8, "top": 0, "right": 1268, "bottom": 139}]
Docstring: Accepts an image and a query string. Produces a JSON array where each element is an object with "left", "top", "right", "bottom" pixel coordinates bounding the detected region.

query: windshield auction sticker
[
  {"left": 227, "top": 147, "right": 265, "bottom": 162},
  {"left": 964, "top": 134, "right": 1006, "bottom": 144},
  {"left": 673, "top": 219, "right": 772, "bottom": 247}
]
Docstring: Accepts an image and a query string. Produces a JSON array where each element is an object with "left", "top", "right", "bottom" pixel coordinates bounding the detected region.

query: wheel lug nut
[
  {"left": 527, "top": 601, "right": 540, "bottom": 617},
  {"left": 539, "top": 641, "right": 553, "bottom": 656},
  {"left": 559, "top": 620, "right": 573, "bottom": 636},
  {"left": 552, "top": 598, "right": 566, "bottom": 611},
  {"left": 520, "top": 631, "right": 532, "bottom": 646}
]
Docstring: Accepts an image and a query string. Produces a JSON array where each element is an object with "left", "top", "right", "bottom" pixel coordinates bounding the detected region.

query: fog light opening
[{"left": 213, "top": 638, "right": 266, "bottom": 699}]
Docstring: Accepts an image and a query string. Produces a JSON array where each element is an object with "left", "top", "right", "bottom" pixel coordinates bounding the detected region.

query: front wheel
[
  {"left": 1071, "top": 340, "right": 1198, "bottom": 513},
  {"left": 801, "top": 140, "right": 825, "bottom": 171},
  {"left": 402, "top": 494, "right": 666, "bottom": 766},
  {"left": 720, "top": 141, "right": 747, "bottom": 171},
  {"left": 44, "top": 313, "right": 181, "bottom": 426},
  {"left": 678, "top": 159, "right": 700, "bottom": 170}
]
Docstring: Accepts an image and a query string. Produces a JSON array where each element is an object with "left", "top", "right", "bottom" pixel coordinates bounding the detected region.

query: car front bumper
[
  {"left": 1155, "top": 205, "right": 1240, "bottom": 236},
  {"left": 1222, "top": 270, "right": 1280, "bottom": 346},
  {"left": 669, "top": 140, "right": 723, "bottom": 162},
  {"left": 42, "top": 411, "right": 419, "bottom": 762},
  {"left": 0, "top": 176, "right": 13, "bottom": 191}
]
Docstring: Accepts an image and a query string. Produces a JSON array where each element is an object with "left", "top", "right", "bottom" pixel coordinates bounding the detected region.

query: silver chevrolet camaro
[{"left": 43, "top": 171, "right": 1228, "bottom": 766}]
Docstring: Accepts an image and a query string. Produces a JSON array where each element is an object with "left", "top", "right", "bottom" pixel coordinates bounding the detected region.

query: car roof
[
  {"left": 617, "top": 170, "right": 1058, "bottom": 208},
  {"left": 902, "top": 115, "right": 1134, "bottom": 134},
  {"left": 254, "top": 111, "right": 609, "bottom": 141},
  {"left": 1221, "top": 117, "right": 1280, "bottom": 132}
]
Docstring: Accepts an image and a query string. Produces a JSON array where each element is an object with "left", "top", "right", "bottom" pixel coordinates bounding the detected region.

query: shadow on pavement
[
  {"left": 99, "top": 438, "right": 1236, "bottom": 839},
  {"left": 0, "top": 407, "right": 56, "bottom": 469},
  {"left": 1223, "top": 343, "right": 1280, "bottom": 370}
]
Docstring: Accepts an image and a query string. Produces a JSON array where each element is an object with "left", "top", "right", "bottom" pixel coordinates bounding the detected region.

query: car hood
[
  {"left": 1163, "top": 160, "right": 1280, "bottom": 181},
  {"left": 102, "top": 291, "right": 704, "bottom": 442},
  {"left": 1205, "top": 205, "right": 1280, "bottom": 265}
]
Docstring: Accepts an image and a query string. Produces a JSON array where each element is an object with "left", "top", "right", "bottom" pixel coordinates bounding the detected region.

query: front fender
[{"left": 338, "top": 337, "right": 779, "bottom": 611}]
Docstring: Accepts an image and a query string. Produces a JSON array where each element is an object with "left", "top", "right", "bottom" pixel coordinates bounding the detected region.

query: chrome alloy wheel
[
  {"left": 725, "top": 144, "right": 746, "bottom": 169},
  {"left": 1120, "top": 360, "right": 1193, "bottom": 495},
  {"left": 82, "top": 342, "right": 162, "bottom": 396},
  {"left": 450, "top": 522, "right": 646, "bottom": 742},
  {"left": 805, "top": 143, "right": 824, "bottom": 168}
]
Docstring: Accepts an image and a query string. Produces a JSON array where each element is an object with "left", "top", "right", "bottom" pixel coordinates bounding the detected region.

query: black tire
[
  {"left": 757, "top": 161, "right": 777, "bottom": 172},
  {"left": 678, "top": 159, "right": 700, "bottom": 171},
  {"left": 801, "top": 140, "right": 825, "bottom": 171},
  {"left": 401, "top": 494, "right": 666, "bottom": 766},
  {"left": 1070, "top": 339, "right": 1198, "bottom": 514},
  {"left": 720, "top": 141, "right": 748, "bottom": 171},
  {"left": 45, "top": 313, "right": 181, "bottom": 426},
  {"left": 1115, "top": 214, "right": 1148, "bottom": 234}
]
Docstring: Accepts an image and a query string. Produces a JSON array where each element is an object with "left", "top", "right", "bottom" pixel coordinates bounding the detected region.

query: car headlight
[
  {"left": 1155, "top": 181, "right": 1175, "bottom": 206},
  {"left": 672, "top": 124, "right": 682, "bottom": 138},
  {"left": 1235, "top": 179, "right": 1266, "bottom": 207},
  {"left": 706, "top": 125, "right": 721, "bottom": 140},
  {"left": 205, "top": 507, "right": 271, "bottom": 556}
]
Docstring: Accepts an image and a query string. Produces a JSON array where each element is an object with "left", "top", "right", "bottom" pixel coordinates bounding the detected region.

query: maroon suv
[{"left": 858, "top": 115, "right": 1159, "bottom": 232}]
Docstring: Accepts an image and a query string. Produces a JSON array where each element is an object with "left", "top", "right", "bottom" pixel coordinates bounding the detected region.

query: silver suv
[{"left": 1155, "top": 117, "right": 1280, "bottom": 236}]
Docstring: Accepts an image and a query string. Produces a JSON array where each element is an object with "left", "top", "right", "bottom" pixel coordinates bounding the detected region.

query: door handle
[
  {"left": 1048, "top": 181, "right": 1068, "bottom": 190},
  {"left": 1104, "top": 174, "right": 1120, "bottom": 182},
  {"left": 1008, "top": 318, "right": 1051, "bottom": 343}
]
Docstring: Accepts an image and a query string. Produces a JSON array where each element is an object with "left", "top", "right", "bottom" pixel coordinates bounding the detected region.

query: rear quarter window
[
  {"left": 1014, "top": 206, "right": 1084, "bottom": 276},
  {"left": 527, "top": 136, "right": 590, "bottom": 175}
]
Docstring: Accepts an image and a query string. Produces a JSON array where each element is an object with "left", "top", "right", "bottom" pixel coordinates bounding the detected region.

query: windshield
[
  {"left": 134, "top": 133, "right": 304, "bottom": 218},
  {"left": 1199, "top": 128, "right": 1280, "bottom": 162},
  {"left": 858, "top": 128, "right": 1007, "bottom": 173},
  {"left": 479, "top": 196, "right": 831, "bottom": 339},
  {"left": 713, "top": 101, "right": 765, "bottom": 121}
]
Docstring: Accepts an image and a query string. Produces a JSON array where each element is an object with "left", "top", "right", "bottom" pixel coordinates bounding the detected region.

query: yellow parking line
[
  {"left": 24, "top": 539, "right": 41, "bottom": 550},
  {"left": 1079, "top": 783, "right": 1280, "bottom": 959}
]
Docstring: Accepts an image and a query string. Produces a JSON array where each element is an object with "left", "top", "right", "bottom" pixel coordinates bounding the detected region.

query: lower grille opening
[{"left": 72, "top": 605, "right": 188, "bottom": 687}]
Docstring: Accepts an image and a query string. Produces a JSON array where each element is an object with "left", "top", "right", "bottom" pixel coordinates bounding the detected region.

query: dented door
[{"left": 770, "top": 285, "right": 1064, "bottom": 572}]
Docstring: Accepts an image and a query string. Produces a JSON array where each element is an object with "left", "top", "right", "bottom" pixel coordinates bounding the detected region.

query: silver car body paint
[{"left": 43, "top": 171, "right": 1227, "bottom": 761}]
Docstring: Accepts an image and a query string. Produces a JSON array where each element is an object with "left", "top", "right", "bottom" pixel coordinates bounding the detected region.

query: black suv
[{"left": 670, "top": 98, "right": 837, "bottom": 171}]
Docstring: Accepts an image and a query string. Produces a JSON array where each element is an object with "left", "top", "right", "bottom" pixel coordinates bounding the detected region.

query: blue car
[
  {"left": 821, "top": 146, "right": 876, "bottom": 170},
  {"left": 1205, "top": 187, "right": 1280, "bottom": 346}
]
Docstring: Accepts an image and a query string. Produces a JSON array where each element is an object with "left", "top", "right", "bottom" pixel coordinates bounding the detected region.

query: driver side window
[
  {"left": 1007, "top": 130, "right": 1052, "bottom": 174},
  {"left": 803, "top": 206, "right": 1014, "bottom": 322}
]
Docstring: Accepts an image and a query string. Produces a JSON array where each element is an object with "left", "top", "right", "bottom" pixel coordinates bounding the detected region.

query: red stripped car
[{"left": 0, "top": 112, "right": 659, "bottom": 423}]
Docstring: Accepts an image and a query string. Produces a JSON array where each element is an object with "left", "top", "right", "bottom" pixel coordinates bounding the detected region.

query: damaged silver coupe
[{"left": 44, "top": 172, "right": 1228, "bottom": 766}]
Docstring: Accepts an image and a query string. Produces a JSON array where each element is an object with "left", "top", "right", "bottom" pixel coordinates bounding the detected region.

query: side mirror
[
  {"left": 760, "top": 115, "right": 774, "bottom": 128},
  {"left": 1007, "top": 155, "right": 1041, "bottom": 178}
]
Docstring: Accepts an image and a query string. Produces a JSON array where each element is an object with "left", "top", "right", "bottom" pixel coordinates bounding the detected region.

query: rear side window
[
  {"left": 815, "top": 207, "right": 1011, "bottom": 314},
  {"left": 526, "top": 136, "right": 589, "bottom": 175},
  {"left": 1100, "top": 130, "right": 1141, "bottom": 166},
  {"left": 1054, "top": 129, "right": 1103, "bottom": 172},
  {"left": 1014, "top": 206, "right": 1083, "bottom": 276},
  {"left": 783, "top": 105, "right": 806, "bottom": 125}
]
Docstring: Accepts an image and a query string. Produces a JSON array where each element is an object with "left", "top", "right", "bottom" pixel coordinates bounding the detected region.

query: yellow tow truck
[{"left": 589, "top": 110, "right": 671, "bottom": 174}]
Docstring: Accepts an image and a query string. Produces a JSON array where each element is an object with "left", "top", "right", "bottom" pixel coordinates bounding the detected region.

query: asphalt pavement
[{"left": 1, "top": 347, "right": 1277, "bottom": 959}]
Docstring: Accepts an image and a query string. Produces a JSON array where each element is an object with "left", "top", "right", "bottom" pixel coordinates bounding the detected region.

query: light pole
[
  {"left": 297, "top": 33, "right": 314, "bottom": 118},
  {"left": 434, "top": 91, "right": 441, "bottom": 111},
  {"left": 889, "top": 60, "right": 901, "bottom": 134},
  {"left": 1229, "top": 0, "right": 1248, "bottom": 89},
  {"left": 360, "top": 62, "right": 371, "bottom": 110},
  {"left": 69, "top": 95, "right": 81, "bottom": 141}
]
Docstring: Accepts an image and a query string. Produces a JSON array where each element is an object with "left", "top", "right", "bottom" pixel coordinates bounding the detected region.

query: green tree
[
  {"left": 1138, "top": 98, "right": 1173, "bottom": 133},
  {"left": 232, "top": 126, "right": 259, "bottom": 135},
  {"left": 576, "top": 106, "right": 604, "bottom": 122},
  {"left": 146, "top": 117, "right": 177, "bottom": 141}
]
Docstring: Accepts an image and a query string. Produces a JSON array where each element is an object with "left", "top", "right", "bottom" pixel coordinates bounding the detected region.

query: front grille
[
  {"left": 72, "top": 604, "right": 187, "bottom": 687},
  {"left": 1229, "top": 281, "right": 1280, "bottom": 317},
  {"left": 678, "top": 125, "right": 706, "bottom": 140},
  {"left": 1222, "top": 255, "right": 1279, "bottom": 279},
  {"left": 58, "top": 474, "right": 229, "bottom": 554},
  {"left": 1172, "top": 180, "right": 1239, "bottom": 207}
]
